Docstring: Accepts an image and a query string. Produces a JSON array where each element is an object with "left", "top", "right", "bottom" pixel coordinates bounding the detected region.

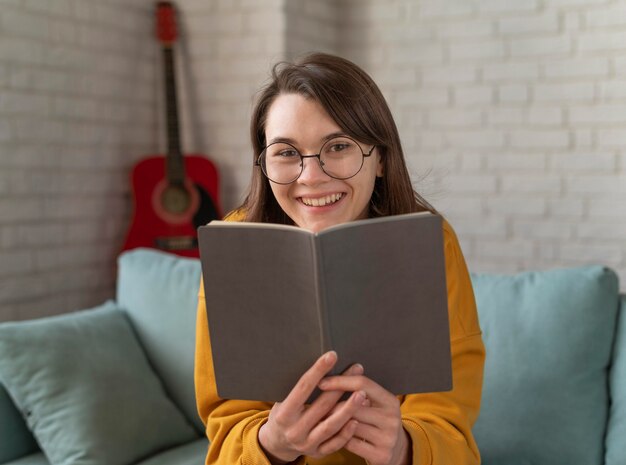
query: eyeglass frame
[{"left": 254, "top": 135, "right": 377, "bottom": 185}]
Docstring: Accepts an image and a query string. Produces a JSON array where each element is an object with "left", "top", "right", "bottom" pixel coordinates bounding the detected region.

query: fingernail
[
  {"left": 351, "top": 363, "right": 364, "bottom": 374},
  {"left": 353, "top": 391, "right": 365, "bottom": 403},
  {"left": 324, "top": 351, "right": 336, "bottom": 363}
]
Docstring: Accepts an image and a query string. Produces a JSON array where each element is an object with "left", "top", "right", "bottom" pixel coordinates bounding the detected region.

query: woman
[{"left": 195, "top": 52, "right": 485, "bottom": 465}]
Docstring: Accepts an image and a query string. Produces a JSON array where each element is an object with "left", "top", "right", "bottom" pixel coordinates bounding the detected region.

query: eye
[
  {"left": 328, "top": 142, "right": 352, "bottom": 152},
  {"left": 276, "top": 148, "right": 299, "bottom": 158}
]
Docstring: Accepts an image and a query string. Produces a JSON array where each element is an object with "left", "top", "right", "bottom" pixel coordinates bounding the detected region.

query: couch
[{"left": 0, "top": 248, "right": 624, "bottom": 465}]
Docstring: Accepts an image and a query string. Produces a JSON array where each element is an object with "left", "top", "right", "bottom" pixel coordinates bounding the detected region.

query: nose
[{"left": 298, "top": 155, "right": 329, "bottom": 185}]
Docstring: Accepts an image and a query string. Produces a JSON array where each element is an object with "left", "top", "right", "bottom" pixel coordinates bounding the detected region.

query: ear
[{"left": 376, "top": 151, "right": 384, "bottom": 177}]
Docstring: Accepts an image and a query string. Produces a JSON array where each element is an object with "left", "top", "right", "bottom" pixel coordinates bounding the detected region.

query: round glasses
[{"left": 255, "top": 135, "right": 376, "bottom": 185}]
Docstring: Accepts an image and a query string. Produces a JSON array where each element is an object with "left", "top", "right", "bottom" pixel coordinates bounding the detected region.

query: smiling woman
[{"left": 194, "top": 53, "right": 486, "bottom": 465}]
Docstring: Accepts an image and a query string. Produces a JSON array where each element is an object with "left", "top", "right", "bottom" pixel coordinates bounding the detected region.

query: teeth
[{"left": 302, "top": 193, "right": 343, "bottom": 207}]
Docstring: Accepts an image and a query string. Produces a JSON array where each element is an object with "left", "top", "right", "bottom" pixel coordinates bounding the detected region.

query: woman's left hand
[{"left": 318, "top": 372, "right": 411, "bottom": 465}]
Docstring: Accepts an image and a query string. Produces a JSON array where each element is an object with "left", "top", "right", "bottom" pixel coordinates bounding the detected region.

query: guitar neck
[{"left": 163, "top": 45, "right": 185, "bottom": 185}]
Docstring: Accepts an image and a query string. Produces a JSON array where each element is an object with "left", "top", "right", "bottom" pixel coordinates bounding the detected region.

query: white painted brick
[
  {"left": 0, "top": 276, "right": 48, "bottom": 306},
  {"left": 510, "top": 36, "right": 571, "bottom": 57},
  {"left": 0, "top": 91, "right": 50, "bottom": 116},
  {"left": 486, "top": 196, "right": 546, "bottom": 215},
  {"left": 578, "top": 31, "right": 626, "bottom": 52},
  {"left": 550, "top": 152, "right": 616, "bottom": 172},
  {"left": 395, "top": 88, "right": 449, "bottom": 106},
  {"left": 0, "top": 251, "right": 34, "bottom": 276},
  {"left": 416, "top": 132, "right": 446, "bottom": 150},
  {"left": 512, "top": 220, "right": 574, "bottom": 240},
  {"left": 533, "top": 82, "right": 594, "bottom": 102},
  {"left": 442, "top": 174, "right": 498, "bottom": 193},
  {"left": 486, "top": 152, "right": 546, "bottom": 170},
  {"left": 452, "top": 217, "right": 508, "bottom": 239},
  {"left": 454, "top": 86, "right": 494, "bottom": 105},
  {"left": 389, "top": 44, "right": 445, "bottom": 66},
  {"left": 449, "top": 40, "right": 506, "bottom": 61},
  {"left": 497, "top": 13, "right": 559, "bottom": 35},
  {"left": 586, "top": 6, "right": 626, "bottom": 28},
  {"left": 566, "top": 175, "right": 626, "bottom": 194},
  {"left": 487, "top": 108, "right": 525, "bottom": 126},
  {"left": 422, "top": 66, "right": 478, "bottom": 85},
  {"left": 548, "top": 198, "right": 585, "bottom": 217},
  {"left": 586, "top": 196, "right": 626, "bottom": 217},
  {"left": 482, "top": 62, "right": 539, "bottom": 81},
  {"left": 446, "top": 130, "right": 506, "bottom": 148},
  {"left": 53, "top": 97, "right": 99, "bottom": 120},
  {"left": 570, "top": 104, "right": 626, "bottom": 124},
  {"left": 558, "top": 243, "right": 624, "bottom": 267},
  {"left": 437, "top": 19, "right": 494, "bottom": 39},
  {"left": 498, "top": 84, "right": 528, "bottom": 103},
  {"left": 597, "top": 129, "right": 626, "bottom": 147},
  {"left": 577, "top": 221, "right": 626, "bottom": 242},
  {"left": 527, "top": 107, "right": 562, "bottom": 126},
  {"left": 597, "top": 81, "right": 626, "bottom": 100},
  {"left": 510, "top": 130, "right": 569, "bottom": 148},
  {"left": 417, "top": 1, "right": 474, "bottom": 18},
  {"left": 49, "top": 19, "right": 78, "bottom": 44},
  {"left": 543, "top": 57, "right": 609, "bottom": 78},
  {"left": 475, "top": 239, "right": 535, "bottom": 261},
  {"left": 479, "top": 0, "right": 539, "bottom": 13},
  {"left": 428, "top": 109, "right": 482, "bottom": 128},
  {"left": 0, "top": 123, "right": 12, "bottom": 142},
  {"left": 15, "top": 118, "right": 67, "bottom": 143},
  {"left": 1, "top": 9, "right": 50, "bottom": 40},
  {"left": 501, "top": 174, "right": 562, "bottom": 194},
  {"left": 458, "top": 152, "right": 485, "bottom": 172},
  {"left": 23, "top": 0, "right": 74, "bottom": 16},
  {"left": 573, "top": 129, "right": 594, "bottom": 148},
  {"left": 0, "top": 198, "right": 42, "bottom": 222}
]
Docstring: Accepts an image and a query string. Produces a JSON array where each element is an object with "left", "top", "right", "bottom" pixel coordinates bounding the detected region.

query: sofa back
[
  {"left": 471, "top": 266, "right": 622, "bottom": 465},
  {"left": 116, "top": 248, "right": 204, "bottom": 434},
  {"left": 606, "top": 294, "right": 626, "bottom": 465}
]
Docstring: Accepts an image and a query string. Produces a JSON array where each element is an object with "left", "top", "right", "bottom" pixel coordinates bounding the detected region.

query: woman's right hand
[{"left": 258, "top": 351, "right": 368, "bottom": 464}]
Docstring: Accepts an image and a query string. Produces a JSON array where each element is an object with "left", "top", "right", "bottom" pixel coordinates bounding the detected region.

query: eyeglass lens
[{"left": 260, "top": 136, "right": 366, "bottom": 184}]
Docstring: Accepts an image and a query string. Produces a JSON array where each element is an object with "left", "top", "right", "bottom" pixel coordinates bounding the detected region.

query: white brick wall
[
  {"left": 3, "top": 0, "right": 626, "bottom": 321},
  {"left": 0, "top": 0, "right": 156, "bottom": 320},
  {"left": 339, "top": 0, "right": 626, "bottom": 288}
]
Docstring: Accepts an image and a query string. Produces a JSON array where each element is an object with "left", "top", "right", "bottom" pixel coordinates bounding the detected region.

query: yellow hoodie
[{"left": 195, "top": 216, "right": 485, "bottom": 465}]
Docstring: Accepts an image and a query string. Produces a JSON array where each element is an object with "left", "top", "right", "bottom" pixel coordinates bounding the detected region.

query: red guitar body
[
  {"left": 123, "top": 154, "right": 221, "bottom": 258},
  {"left": 122, "top": 2, "right": 222, "bottom": 258}
]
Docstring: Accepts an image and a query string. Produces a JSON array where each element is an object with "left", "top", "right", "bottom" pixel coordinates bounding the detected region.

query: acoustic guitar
[{"left": 122, "top": 1, "right": 221, "bottom": 258}]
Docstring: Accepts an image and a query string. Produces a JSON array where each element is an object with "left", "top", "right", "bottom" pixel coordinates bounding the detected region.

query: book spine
[{"left": 311, "top": 235, "right": 333, "bottom": 355}]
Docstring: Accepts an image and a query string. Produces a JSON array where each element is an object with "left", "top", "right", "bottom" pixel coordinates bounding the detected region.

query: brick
[
  {"left": 512, "top": 220, "right": 574, "bottom": 240},
  {"left": 510, "top": 36, "right": 571, "bottom": 57},
  {"left": 559, "top": 242, "right": 624, "bottom": 267},
  {"left": 0, "top": 251, "right": 35, "bottom": 277},
  {"left": 442, "top": 174, "right": 498, "bottom": 193},
  {"left": 436, "top": 197, "right": 484, "bottom": 217},
  {"left": 395, "top": 88, "right": 449, "bottom": 106},
  {"left": 0, "top": 91, "right": 50, "bottom": 116},
  {"left": 417, "top": 1, "right": 474, "bottom": 18},
  {"left": 543, "top": 57, "right": 609, "bottom": 78},
  {"left": 437, "top": 19, "right": 494, "bottom": 39},
  {"left": 527, "top": 107, "right": 562, "bottom": 126},
  {"left": 449, "top": 40, "right": 506, "bottom": 61},
  {"left": 0, "top": 275, "right": 48, "bottom": 305},
  {"left": 454, "top": 86, "right": 494, "bottom": 105},
  {"left": 498, "top": 84, "right": 528, "bottom": 103},
  {"left": 501, "top": 174, "right": 562, "bottom": 194},
  {"left": 550, "top": 152, "right": 616, "bottom": 172},
  {"left": 389, "top": 44, "right": 445, "bottom": 65},
  {"left": 586, "top": 197, "right": 626, "bottom": 217},
  {"left": 422, "top": 66, "right": 478, "bottom": 85},
  {"left": 597, "top": 129, "right": 626, "bottom": 147},
  {"left": 451, "top": 217, "right": 508, "bottom": 239},
  {"left": 479, "top": 0, "right": 539, "bottom": 13},
  {"left": 0, "top": 198, "right": 42, "bottom": 223},
  {"left": 574, "top": 129, "right": 594, "bottom": 148},
  {"left": 533, "top": 82, "right": 594, "bottom": 102},
  {"left": 587, "top": 6, "right": 626, "bottom": 28},
  {"left": 578, "top": 31, "right": 626, "bottom": 52},
  {"left": 487, "top": 196, "right": 546, "bottom": 216},
  {"left": 2, "top": 9, "right": 50, "bottom": 40},
  {"left": 428, "top": 109, "right": 482, "bottom": 128},
  {"left": 566, "top": 175, "right": 626, "bottom": 194},
  {"left": 483, "top": 62, "right": 539, "bottom": 81},
  {"left": 486, "top": 153, "right": 546, "bottom": 170},
  {"left": 446, "top": 130, "right": 506, "bottom": 148},
  {"left": 598, "top": 81, "right": 626, "bottom": 100},
  {"left": 487, "top": 108, "right": 524, "bottom": 126},
  {"left": 498, "top": 13, "right": 559, "bottom": 35},
  {"left": 510, "top": 130, "right": 569, "bottom": 148},
  {"left": 475, "top": 239, "right": 535, "bottom": 260},
  {"left": 548, "top": 198, "right": 585, "bottom": 217},
  {"left": 570, "top": 104, "right": 626, "bottom": 124}
]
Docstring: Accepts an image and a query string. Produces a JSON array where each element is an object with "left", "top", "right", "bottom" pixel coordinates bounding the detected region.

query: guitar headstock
[{"left": 156, "top": 1, "right": 177, "bottom": 45}]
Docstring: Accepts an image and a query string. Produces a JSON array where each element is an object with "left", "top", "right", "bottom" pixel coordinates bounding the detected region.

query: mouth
[{"left": 299, "top": 193, "right": 345, "bottom": 207}]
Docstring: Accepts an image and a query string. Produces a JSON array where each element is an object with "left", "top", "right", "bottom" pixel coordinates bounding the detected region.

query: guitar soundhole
[{"left": 161, "top": 184, "right": 191, "bottom": 214}]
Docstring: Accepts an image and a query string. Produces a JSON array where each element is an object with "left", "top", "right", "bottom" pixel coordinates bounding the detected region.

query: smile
[{"left": 300, "top": 193, "right": 344, "bottom": 207}]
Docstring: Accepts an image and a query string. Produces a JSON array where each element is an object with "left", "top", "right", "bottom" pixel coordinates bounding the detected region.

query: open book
[{"left": 198, "top": 212, "right": 452, "bottom": 402}]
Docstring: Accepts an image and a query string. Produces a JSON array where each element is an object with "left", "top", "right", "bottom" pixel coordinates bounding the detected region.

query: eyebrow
[{"left": 267, "top": 131, "right": 348, "bottom": 146}]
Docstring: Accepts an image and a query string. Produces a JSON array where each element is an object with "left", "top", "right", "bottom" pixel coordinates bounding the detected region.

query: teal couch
[{"left": 0, "top": 248, "right": 624, "bottom": 465}]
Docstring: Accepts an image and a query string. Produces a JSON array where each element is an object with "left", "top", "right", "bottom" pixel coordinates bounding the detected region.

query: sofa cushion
[
  {"left": 0, "top": 383, "right": 38, "bottom": 463},
  {"left": 606, "top": 295, "right": 626, "bottom": 465},
  {"left": 2, "top": 452, "right": 49, "bottom": 465},
  {"left": 135, "top": 439, "right": 208, "bottom": 465},
  {"left": 117, "top": 248, "right": 204, "bottom": 433},
  {"left": 0, "top": 301, "right": 198, "bottom": 465},
  {"left": 471, "top": 266, "right": 619, "bottom": 465}
]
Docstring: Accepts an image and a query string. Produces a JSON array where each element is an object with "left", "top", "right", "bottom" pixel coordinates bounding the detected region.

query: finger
[
  {"left": 281, "top": 351, "right": 338, "bottom": 412},
  {"left": 352, "top": 421, "right": 381, "bottom": 446},
  {"left": 299, "top": 364, "right": 365, "bottom": 431},
  {"left": 316, "top": 419, "right": 359, "bottom": 457},
  {"left": 307, "top": 390, "right": 367, "bottom": 445},
  {"left": 344, "top": 434, "right": 377, "bottom": 462},
  {"left": 318, "top": 374, "right": 391, "bottom": 405}
]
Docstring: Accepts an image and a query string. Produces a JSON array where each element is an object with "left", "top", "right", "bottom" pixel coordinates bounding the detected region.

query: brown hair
[{"left": 239, "top": 52, "right": 435, "bottom": 223}]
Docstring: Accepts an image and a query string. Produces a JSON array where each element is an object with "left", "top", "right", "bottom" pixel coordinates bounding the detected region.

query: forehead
[{"left": 264, "top": 93, "right": 342, "bottom": 143}]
